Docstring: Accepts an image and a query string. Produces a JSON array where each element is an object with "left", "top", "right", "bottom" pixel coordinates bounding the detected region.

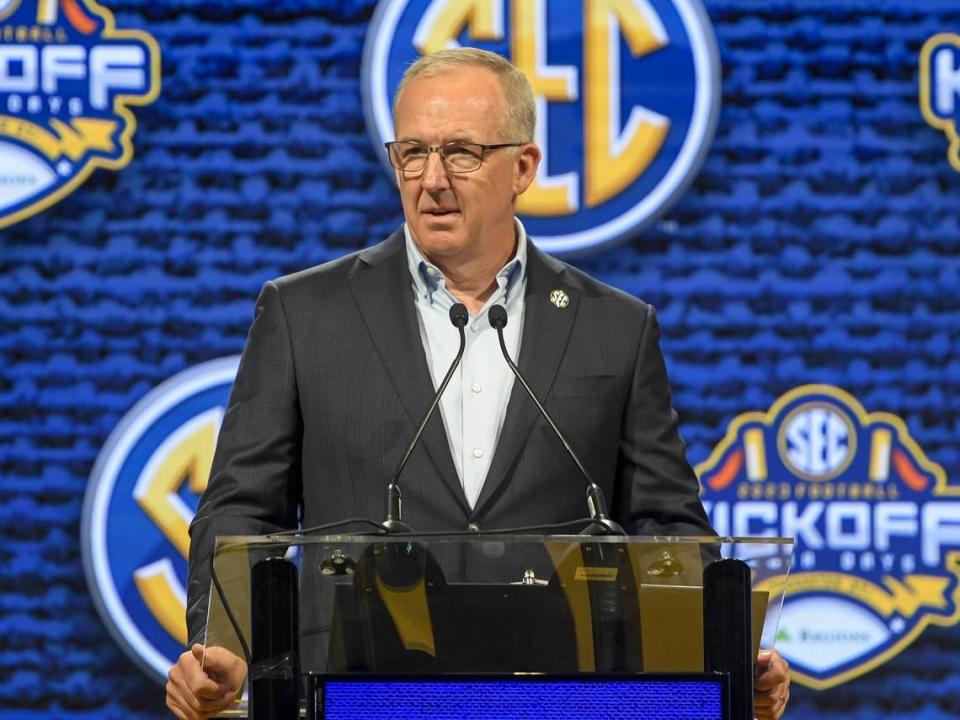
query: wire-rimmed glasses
[{"left": 384, "top": 141, "right": 524, "bottom": 174}]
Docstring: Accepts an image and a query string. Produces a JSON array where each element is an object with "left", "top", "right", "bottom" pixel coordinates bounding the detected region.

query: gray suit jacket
[{"left": 186, "top": 229, "right": 712, "bottom": 642}]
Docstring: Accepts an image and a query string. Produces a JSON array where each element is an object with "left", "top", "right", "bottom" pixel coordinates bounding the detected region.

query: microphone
[
  {"left": 382, "top": 302, "right": 470, "bottom": 532},
  {"left": 487, "top": 304, "right": 624, "bottom": 535}
]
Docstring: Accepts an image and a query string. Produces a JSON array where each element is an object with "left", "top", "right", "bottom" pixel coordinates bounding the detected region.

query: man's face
[{"left": 392, "top": 66, "right": 539, "bottom": 267}]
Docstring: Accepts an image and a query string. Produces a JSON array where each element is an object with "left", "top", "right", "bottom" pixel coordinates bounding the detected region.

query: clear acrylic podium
[{"left": 203, "top": 534, "right": 793, "bottom": 720}]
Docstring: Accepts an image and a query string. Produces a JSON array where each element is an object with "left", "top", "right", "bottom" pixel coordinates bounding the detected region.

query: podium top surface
[{"left": 204, "top": 533, "right": 793, "bottom": 675}]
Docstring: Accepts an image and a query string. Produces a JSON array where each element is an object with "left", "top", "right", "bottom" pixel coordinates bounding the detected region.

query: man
[{"left": 166, "top": 48, "right": 790, "bottom": 719}]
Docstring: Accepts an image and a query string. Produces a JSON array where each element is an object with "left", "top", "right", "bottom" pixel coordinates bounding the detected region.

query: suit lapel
[
  {"left": 473, "top": 244, "right": 578, "bottom": 515},
  {"left": 349, "top": 230, "right": 470, "bottom": 514}
]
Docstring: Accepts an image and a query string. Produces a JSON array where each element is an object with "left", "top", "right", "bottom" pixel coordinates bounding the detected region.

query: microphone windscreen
[
  {"left": 449, "top": 302, "right": 469, "bottom": 328},
  {"left": 488, "top": 304, "right": 508, "bottom": 329}
]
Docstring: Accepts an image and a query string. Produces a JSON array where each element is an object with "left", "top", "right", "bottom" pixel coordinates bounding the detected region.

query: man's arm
[
  {"left": 613, "top": 303, "right": 714, "bottom": 536},
  {"left": 186, "top": 281, "right": 304, "bottom": 643},
  {"left": 612, "top": 304, "right": 792, "bottom": 716}
]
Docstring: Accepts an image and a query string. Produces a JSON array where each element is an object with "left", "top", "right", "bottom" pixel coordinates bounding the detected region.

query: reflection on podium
[{"left": 205, "top": 534, "right": 792, "bottom": 720}]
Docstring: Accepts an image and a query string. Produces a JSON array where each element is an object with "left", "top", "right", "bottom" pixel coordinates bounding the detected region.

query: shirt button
[
  {"left": 472, "top": 448, "right": 483, "bottom": 459},
  {"left": 470, "top": 322, "right": 479, "bottom": 332},
  {"left": 471, "top": 382, "right": 482, "bottom": 393}
]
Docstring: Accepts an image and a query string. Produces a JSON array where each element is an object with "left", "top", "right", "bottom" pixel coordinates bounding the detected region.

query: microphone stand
[
  {"left": 488, "top": 305, "right": 625, "bottom": 536},
  {"left": 382, "top": 302, "right": 469, "bottom": 532}
]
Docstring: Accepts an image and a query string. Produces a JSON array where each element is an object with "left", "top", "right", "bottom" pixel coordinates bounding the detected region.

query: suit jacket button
[{"left": 467, "top": 522, "right": 480, "bottom": 532}]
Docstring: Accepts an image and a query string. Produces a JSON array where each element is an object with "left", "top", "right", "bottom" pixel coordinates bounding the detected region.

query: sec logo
[
  {"left": 0, "top": 0, "right": 160, "bottom": 229},
  {"left": 81, "top": 357, "right": 239, "bottom": 681},
  {"left": 779, "top": 402, "right": 856, "bottom": 481},
  {"left": 698, "top": 385, "right": 960, "bottom": 690},
  {"left": 362, "top": 0, "right": 720, "bottom": 254}
]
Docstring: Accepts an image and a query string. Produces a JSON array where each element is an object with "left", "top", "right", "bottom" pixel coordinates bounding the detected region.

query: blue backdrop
[{"left": 1, "top": 1, "right": 958, "bottom": 718}]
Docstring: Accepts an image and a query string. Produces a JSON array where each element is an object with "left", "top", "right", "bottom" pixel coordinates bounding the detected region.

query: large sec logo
[
  {"left": 362, "top": 0, "right": 720, "bottom": 254},
  {"left": 81, "top": 357, "right": 238, "bottom": 681},
  {"left": 0, "top": 0, "right": 160, "bottom": 229}
]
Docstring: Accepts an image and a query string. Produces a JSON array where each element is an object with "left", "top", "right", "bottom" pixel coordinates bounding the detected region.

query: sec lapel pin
[{"left": 549, "top": 289, "right": 570, "bottom": 309}]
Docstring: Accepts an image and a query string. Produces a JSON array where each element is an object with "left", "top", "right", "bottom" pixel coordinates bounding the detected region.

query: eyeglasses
[{"left": 384, "top": 141, "right": 524, "bottom": 174}]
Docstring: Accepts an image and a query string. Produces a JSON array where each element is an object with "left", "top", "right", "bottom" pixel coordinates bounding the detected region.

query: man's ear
[{"left": 513, "top": 143, "right": 542, "bottom": 195}]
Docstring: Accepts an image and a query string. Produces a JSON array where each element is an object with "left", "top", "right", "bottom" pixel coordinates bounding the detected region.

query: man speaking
[{"left": 165, "top": 48, "right": 790, "bottom": 720}]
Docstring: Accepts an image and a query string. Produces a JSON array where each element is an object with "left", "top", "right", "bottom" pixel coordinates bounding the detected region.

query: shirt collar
[{"left": 404, "top": 219, "right": 528, "bottom": 308}]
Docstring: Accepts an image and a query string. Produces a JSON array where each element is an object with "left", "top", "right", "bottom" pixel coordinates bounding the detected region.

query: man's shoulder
[
  {"left": 531, "top": 244, "right": 654, "bottom": 319},
  {"left": 270, "top": 229, "right": 404, "bottom": 299},
  {"left": 273, "top": 249, "right": 361, "bottom": 293}
]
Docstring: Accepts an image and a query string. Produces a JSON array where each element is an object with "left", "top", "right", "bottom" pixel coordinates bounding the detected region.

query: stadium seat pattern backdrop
[{"left": 0, "top": 1, "right": 958, "bottom": 718}]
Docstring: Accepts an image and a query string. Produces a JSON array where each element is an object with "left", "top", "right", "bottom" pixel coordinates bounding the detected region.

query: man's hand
[
  {"left": 166, "top": 644, "right": 247, "bottom": 720},
  {"left": 754, "top": 649, "right": 790, "bottom": 720}
]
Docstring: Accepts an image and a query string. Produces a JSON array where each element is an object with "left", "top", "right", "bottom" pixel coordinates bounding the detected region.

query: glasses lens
[
  {"left": 441, "top": 143, "right": 484, "bottom": 172},
  {"left": 389, "top": 142, "right": 429, "bottom": 171}
]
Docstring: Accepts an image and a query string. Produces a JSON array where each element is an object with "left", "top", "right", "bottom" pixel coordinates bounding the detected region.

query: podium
[{"left": 203, "top": 534, "right": 792, "bottom": 720}]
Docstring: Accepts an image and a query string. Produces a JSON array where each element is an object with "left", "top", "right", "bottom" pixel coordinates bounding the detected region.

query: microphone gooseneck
[
  {"left": 487, "top": 304, "right": 625, "bottom": 535},
  {"left": 383, "top": 302, "right": 469, "bottom": 533}
]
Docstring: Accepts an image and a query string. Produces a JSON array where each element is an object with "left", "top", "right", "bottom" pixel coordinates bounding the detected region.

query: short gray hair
[{"left": 393, "top": 48, "right": 536, "bottom": 143}]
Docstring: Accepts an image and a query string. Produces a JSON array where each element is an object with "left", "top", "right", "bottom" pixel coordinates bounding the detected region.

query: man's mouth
[{"left": 423, "top": 208, "right": 459, "bottom": 216}]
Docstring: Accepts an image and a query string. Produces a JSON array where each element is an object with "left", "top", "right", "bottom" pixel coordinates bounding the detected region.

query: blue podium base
[{"left": 304, "top": 673, "right": 729, "bottom": 720}]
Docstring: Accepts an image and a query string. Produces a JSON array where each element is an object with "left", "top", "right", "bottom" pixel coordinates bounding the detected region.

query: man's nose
[{"left": 420, "top": 151, "right": 450, "bottom": 190}]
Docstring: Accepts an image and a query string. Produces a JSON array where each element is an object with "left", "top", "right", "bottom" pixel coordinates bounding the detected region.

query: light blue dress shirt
[{"left": 404, "top": 222, "right": 527, "bottom": 509}]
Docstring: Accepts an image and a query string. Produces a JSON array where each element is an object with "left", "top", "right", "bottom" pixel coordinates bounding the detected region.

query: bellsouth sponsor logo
[
  {"left": 81, "top": 358, "right": 238, "bottom": 681},
  {"left": 697, "top": 385, "right": 960, "bottom": 690},
  {"left": 362, "top": 0, "right": 720, "bottom": 254},
  {"left": 0, "top": 0, "right": 159, "bottom": 229}
]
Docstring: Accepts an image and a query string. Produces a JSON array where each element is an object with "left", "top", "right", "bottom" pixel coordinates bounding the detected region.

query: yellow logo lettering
[
  {"left": 134, "top": 409, "right": 220, "bottom": 558},
  {"left": 408, "top": 0, "right": 674, "bottom": 215},
  {"left": 413, "top": 0, "right": 502, "bottom": 54},
  {"left": 131, "top": 409, "right": 221, "bottom": 642},
  {"left": 584, "top": 0, "right": 669, "bottom": 207},
  {"left": 512, "top": 0, "right": 578, "bottom": 216}
]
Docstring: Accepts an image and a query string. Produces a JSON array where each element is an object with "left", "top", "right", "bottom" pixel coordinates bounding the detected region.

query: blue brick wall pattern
[{"left": 1, "top": 1, "right": 959, "bottom": 718}]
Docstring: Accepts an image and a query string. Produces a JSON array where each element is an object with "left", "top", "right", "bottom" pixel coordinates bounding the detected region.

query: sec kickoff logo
[
  {"left": 697, "top": 385, "right": 960, "bottom": 690},
  {"left": 0, "top": 0, "right": 159, "bottom": 229},
  {"left": 919, "top": 32, "right": 960, "bottom": 172},
  {"left": 362, "top": 0, "right": 720, "bottom": 254},
  {"left": 81, "top": 357, "right": 238, "bottom": 681}
]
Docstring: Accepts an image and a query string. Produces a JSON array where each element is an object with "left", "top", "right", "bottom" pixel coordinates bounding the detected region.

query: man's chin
[
  {"left": 413, "top": 229, "right": 468, "bottom": 259},
  {"left": 419, "top": 213, "right": 462, "bottom": 233}
]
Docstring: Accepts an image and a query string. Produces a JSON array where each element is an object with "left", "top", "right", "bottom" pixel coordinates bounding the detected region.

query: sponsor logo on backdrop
[
  {"left": 920, "top": 33, "right": 960, "bottom": 172},
  {"left": 697, "top": 385, "right": 960, "bottom": 690},
  {"left": 82, "top": 358, "right": 238, "bottom": 681},
  {"left": 0, "top": 0, "right": 160, "bottom": 229},
  {"left": 362, "top": 0, "right": 720, "bottom": 254}
]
